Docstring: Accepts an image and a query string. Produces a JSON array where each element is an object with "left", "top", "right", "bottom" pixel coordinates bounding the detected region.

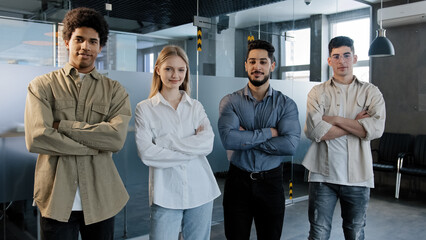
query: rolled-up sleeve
[
  {"left": 304, "top": 86, "right": 333, "bottom": 142},
  {"left": 357, "top": 86, "right": 386, "bottom": 141}
]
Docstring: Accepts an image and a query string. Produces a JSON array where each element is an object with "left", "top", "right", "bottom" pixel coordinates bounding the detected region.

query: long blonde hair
[{"left": 148, "top": 45, "right": 191, "bottom": 98}]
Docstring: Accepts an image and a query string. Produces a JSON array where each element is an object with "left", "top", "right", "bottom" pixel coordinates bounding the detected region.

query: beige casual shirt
[
  {"left": 302, "top": 77, "right": 386, "bottom": 183},
  {"left": 25, "top": 63, "right": 131, "bottom": 225}
]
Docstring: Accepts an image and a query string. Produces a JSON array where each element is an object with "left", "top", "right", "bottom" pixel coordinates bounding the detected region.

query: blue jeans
[
  {"left": 149, "top": 201, "right": 213, "bottom": 240},
  {"left": 308, "top": 182, "right": 370, "bottom": 240}
]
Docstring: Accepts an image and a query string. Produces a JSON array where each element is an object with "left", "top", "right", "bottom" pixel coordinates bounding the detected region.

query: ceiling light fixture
[{"left": 368, "top": 0, "right": 395, "bottom": 57}]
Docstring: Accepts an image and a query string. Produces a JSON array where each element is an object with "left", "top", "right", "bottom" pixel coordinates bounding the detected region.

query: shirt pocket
[
  {"left": 89, "top": 103, "right": 109, "bottom": 124},
  {"left": 53, "top": 99, "right": 76, "bottom": 120},
  {"left": 356, "top": 92, "right": 370, "bottom": 111}
]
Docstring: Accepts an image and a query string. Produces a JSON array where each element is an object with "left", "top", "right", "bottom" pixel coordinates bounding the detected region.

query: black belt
[{"left": 229, "top": 163, "right": 283, "bottom": 180}]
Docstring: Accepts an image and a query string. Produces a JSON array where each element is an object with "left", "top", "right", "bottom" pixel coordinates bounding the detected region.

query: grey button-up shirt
[{"left": 218, "top": 85, "right": 301, "bottom": 172}]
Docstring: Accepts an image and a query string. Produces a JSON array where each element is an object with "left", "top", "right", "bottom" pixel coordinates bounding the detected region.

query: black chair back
[
  {"left": 378, "top": 132, "right": 412, "bottom": 165},
  {"left": 413, "top": 135, "right": 426, "bottom": 167}
]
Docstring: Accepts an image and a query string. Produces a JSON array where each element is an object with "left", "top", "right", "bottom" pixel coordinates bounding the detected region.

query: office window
[
  {"left": 284, "top": 28, "right": 311, "bottom": 66},
  {"left": 281, "top": 28, "right": 311, "bottom": 80}
]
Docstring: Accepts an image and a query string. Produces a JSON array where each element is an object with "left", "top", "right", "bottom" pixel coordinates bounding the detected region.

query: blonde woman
[{"left": 135, "top": 45, "right": 220, "bottom": 240}]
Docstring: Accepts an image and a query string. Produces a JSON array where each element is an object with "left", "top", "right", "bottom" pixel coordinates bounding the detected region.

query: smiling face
[
  {"left": 245, "top": 49, "right": 276, "bottom": 87},
  {"left": 156, "top": 55, "right": 187, "bottom": 92},
  {"left": 64, "top": 27, "right": 102, "bottom": 73},
  {"left": 328, "top": 46, "right": 358, "bottom": 83}
]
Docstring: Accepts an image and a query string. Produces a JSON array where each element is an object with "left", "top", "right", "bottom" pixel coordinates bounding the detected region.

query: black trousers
[
  {"left": 40, "top": 211, "right": 115, "bottom": 240},
  {"left": 223, "top": 164, "right": 285, "bottom": 240}
]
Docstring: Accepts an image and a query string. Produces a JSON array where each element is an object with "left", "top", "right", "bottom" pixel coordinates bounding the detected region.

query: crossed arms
[
  {"left": 25, "top": 78, "right": 131, "bottom": 155},
  {"left": 218, "top": 95, "right": 300, "bottom": 156}
]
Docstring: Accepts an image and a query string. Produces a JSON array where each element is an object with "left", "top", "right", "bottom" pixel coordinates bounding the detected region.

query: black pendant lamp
[{"left": 368, "top": 0, "right": 395, "bottom": 57}]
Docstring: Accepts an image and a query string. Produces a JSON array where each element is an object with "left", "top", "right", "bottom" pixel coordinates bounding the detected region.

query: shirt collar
[
  {"left": 329, "top": 75, "right": 363, "bottom": 87},
  {"left": 150, "top": 90, "right": 193, "bottom": 107},
  {"left": 64, "top": 63, "right": 102, "bottom": 81},
  {"left": 243, "top": 84, "right": 273, "bottom": 100}
]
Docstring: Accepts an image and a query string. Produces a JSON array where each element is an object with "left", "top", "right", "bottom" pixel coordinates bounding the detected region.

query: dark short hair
[
  {"left": 246, "top": 40, "right": 275, "bottom": 62},
  {"left": 328, "top": 36, "right": 355, "bottom": 55},
  {"left": 62, "top": 7, "right": 109, "bottom": 47}
]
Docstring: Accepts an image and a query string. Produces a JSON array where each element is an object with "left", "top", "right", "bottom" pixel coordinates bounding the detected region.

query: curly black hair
[{"left": 62, "top": 7, "right": 109, "bottom": 47}]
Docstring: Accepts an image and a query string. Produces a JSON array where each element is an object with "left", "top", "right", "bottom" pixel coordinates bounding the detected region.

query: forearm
[
  {"left": 58, "top": 114, "right": 131, "bottom": 152},
  {"left": 254, "top": 134, "right": 300, "bottom": 155},
  {"left": 219, "top": 127, "right": 271, "bottom": 150},
  {"left": 333, "top": 116, "right": 367, "bottom": 138},
  {"left": 321, "top": 125, "right": 349, "bottom": 141},
  {"left": 25, "top": 89, "right": 98, "bottom": 156},
  {"left": 138, "top": 143, "right": 193, "bottom": 168},
  {"left": 156, "top": 129, "right": 214, "bottom": 156}
]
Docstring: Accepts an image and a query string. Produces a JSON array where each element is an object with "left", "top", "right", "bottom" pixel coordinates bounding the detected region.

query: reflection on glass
[
  {"left": 144, "top": 53, "right": 154, "bottom": 73},
  {"left": 0, "top": 17, "right": 55, "bottom": 66}
]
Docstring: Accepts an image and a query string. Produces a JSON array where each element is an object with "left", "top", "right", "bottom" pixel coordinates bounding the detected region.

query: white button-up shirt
[{"left": 135, "top": 91, "right": 221, "bottom": 209}]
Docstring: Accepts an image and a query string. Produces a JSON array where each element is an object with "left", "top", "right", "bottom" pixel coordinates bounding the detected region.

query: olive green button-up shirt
[{"left": 25, "top": 63, "right": 131, "bottom": 225}]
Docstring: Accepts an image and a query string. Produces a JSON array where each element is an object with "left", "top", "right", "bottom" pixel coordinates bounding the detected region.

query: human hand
[
  {"left": 239, "top": 126, "right": 245, "bottom": 131},
  {"left": 271, "top": 127, "right": 278, "bottom": 137},
  {"left": 355, "top": 110, "right": 370, "bottom": 120},
  {"left": 195, "top": 125, "right": 204, "bottom": 135}
]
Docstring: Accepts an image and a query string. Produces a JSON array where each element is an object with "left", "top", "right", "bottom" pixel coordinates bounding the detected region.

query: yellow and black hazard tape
[{"left": 197, "top": 27, "right": 202, "bottom": 51}]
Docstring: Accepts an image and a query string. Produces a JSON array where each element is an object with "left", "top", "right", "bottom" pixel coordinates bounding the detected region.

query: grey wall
[{"left": 370, "top": 23, "right": 426, "bottom": 135}]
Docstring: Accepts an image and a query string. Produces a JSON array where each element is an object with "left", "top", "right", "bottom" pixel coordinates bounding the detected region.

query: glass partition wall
[{"left": 0, "top": 0, "right": 372, "bottom": 239}]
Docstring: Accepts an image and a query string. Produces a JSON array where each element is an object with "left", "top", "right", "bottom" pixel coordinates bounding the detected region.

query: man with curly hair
[{"left": 24, "top": 7, "right": 130, "bottom": 240}]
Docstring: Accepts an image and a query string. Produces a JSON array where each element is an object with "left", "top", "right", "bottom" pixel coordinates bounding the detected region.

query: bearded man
[{"left": 218, "top": 39, "right": 301, "bottom": 240}]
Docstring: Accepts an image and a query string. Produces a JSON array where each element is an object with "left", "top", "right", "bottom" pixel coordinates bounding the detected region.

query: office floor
[
  {"left": 2, "top": 177, "right": 426, "bottom": 240},
  {"left": 209, "top": 184, "right": 426, "bottom": 240},
  {"left": 124, "top": 178, "right": 426, "bottom": 240}
]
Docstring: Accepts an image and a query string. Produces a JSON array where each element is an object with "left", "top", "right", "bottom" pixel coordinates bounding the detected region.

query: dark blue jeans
[
  {"left": 223, "top": 164, "right": 285, "bottom": 240},
  {"left": 308, "top": 182, "right": 370, "bottom": 240},
  {"left": 40, "top": 211, "right": 115, "bottom": 240}
]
